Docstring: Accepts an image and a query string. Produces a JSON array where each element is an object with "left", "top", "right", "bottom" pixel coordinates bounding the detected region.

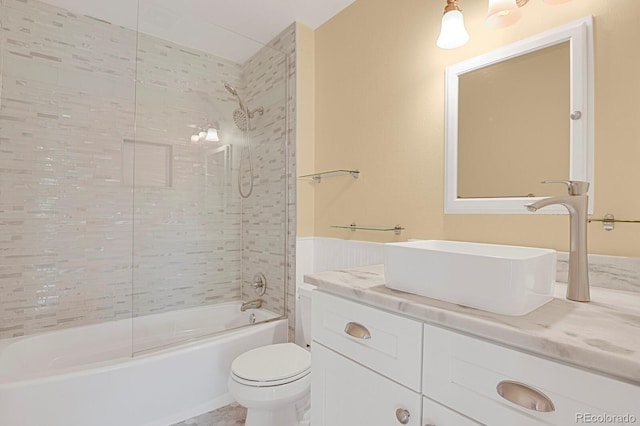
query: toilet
[{"left": 228, "top": 283, "right": 315, "bottom": 426}]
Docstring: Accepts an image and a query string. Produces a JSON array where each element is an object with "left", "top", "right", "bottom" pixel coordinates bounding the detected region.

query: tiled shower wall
[
  {"left": 0, "top": 0, "right": 138, "bottom": 338},
  {"left": 240, "top": 24, "right": 296, "bottom": 322},
  {"left": 0, "top": 0, "right": 294, "bottom": 340}
]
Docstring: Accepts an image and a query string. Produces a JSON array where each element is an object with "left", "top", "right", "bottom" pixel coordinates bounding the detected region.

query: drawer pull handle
[
  {"left": 395, "top": 408, "right": 410, "bottom": 424},
  {"left": 496, "top": 380, "right": 555, "bottom": 412},
  {"left": 344, "top": 322, "right": 371, "bottom": 339}
]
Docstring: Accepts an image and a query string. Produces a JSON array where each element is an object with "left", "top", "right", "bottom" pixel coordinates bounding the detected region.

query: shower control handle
[{"left": 252, "top": 272, "right": 267, "bottom": 296}]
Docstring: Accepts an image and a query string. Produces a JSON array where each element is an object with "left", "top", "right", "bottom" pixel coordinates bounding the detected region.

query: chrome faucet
[
  {"left": 240, "top": 299, "right": 262, "bottom": 312},
  {"left": 525, "top": 180, "right": 590, "bottom": 302}
]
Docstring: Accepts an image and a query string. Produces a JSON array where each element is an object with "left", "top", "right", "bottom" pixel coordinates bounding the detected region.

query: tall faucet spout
[{"left": 525, "top": 181, "right": 590, "bottom": 302}]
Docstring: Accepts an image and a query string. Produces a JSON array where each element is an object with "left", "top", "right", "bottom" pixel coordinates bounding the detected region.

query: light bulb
[
  {"left": 485, "top": 0, "right": 522, "bottom": 29},
  {"left": 437, "top": 10, "right": 469, "bottom": 49},
  {"left": 205, "top": 128, "right": 220, "bottom": 142}
]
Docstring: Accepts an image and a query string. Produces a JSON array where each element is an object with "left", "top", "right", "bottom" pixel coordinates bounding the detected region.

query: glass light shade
[
  {"left": 190, "top": 134, "right": 200, "bottom": 143},
  {"left": 205, "top": 128, "right": 220, "bottom": 142},
  {"left": 485, "top": 0, "right": 522, "bottom": 29},
  {"left": 436, "top": 10, "right": 469, "bottom": 49}
]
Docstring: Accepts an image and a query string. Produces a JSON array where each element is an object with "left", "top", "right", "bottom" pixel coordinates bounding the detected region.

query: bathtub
[{"left": 0, "top": 302, "right": 287, "bottom": 426}]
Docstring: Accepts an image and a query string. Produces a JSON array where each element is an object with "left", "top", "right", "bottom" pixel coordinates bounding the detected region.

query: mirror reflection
[{"left": 457, "top": 42, "right": 570, "bottom": 199}]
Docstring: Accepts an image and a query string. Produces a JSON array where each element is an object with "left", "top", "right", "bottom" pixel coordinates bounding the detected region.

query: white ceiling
[{"left": 41, "top": 0, "right": 356, "bottom": 62}]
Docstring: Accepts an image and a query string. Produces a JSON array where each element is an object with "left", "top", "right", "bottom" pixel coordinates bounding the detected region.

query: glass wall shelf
[
  {"left": 331, "top": 223, "right": 404, "bottom": 235},
  {"left": 588, "top": 214, "right": 640, "bottom": 231},
  {"left": 298, "top": 169, "right": 359, "bottom": 183}
]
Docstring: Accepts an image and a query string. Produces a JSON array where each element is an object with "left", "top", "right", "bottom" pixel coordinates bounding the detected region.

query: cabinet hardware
[
  {"left": 344, "top": 322, "right": 371, "bottom": 339},
  {"left": 496, "top": 380, "right": 555, "bottom": 412},
  {"left": 395, "top": 408, "right": 410, "bottom": 424}
]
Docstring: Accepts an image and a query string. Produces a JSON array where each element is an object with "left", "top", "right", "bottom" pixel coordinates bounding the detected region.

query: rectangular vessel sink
[{"left": 384, "top": 240, "right": 556, "bottom": 316}]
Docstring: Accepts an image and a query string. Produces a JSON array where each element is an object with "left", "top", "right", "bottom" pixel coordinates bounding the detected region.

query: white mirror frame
[{"left": 444, "top": 17, "right": 594, "bottom": 214}]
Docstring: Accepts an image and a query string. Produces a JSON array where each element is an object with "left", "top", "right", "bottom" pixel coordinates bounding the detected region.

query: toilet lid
[{"left": 231, "top": 343, "right": 311, "bottom": 383}]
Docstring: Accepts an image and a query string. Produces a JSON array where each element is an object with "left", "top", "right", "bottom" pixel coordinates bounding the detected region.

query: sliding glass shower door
[
  {"left": 0, "top": 0, "right": 289, "bottom": 357},
  {"left": 0, "top": 0, "right": 139, "bottom": 359},
  {"left": 131, "top": 3, "right": 289, "bottom": 353}
]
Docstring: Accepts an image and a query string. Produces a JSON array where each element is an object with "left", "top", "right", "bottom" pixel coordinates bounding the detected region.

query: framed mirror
[{"left": 444, "top": 17, "right": 593, "bottom": 214}]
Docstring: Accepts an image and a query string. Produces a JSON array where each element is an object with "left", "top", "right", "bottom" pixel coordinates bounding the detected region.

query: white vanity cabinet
[
  {"left": 311, "top": 291, "right": 423, "bottom": 426},
  {"left": 311, "top": 291, "right": 640, "bottom": 426}
]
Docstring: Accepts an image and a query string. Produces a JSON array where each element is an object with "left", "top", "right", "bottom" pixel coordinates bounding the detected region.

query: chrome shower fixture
[
  {"left": 224, "top": 82, "right": 246, "bottom": 112},
  {"left": 223, "top": 82, "right": 264, "bottom": 131},
  {"left": 223, "top": 82, "right": 265, "bottom": 199}
]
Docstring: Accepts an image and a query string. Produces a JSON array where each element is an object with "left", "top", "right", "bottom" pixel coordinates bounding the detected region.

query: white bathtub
[{"left": 0, "top": 302, "right": 287, "bottom": 426}]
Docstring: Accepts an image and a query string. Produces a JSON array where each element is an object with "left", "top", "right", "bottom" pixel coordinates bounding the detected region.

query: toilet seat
[{"left": 231, "top": 343, "right": 311, "bottom": 387}]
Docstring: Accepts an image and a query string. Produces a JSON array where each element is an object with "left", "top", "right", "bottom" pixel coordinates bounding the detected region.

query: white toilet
[{"left": 228, "top": 283, "right": 314, "bottom": 426}]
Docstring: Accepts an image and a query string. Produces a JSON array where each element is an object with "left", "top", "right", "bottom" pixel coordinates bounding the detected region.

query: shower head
[
  {"left": 224, "top": 82, "right": 245, "bottom": 112},
  {"left": 224, "top": 82, "right": 238, "bottom": 97},
  {"left": 224, "top": 82, "right": 264, "bottom": 131},
  {"left": 233, "top": 109, "right": 249, "bottom": 132}
]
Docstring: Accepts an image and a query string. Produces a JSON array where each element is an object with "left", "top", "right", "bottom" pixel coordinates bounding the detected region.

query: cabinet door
[{"left": 312, "top": 343, "right": 421, "bottom": 426}]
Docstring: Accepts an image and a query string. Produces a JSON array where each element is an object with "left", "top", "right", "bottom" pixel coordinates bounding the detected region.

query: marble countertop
[{"left": 304, "top": 264, "right": 640, "bottom": 385}]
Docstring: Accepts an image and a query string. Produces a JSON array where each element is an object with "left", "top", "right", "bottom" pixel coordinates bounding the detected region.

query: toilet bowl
[{"left": 228, "top": 342, "right": 311, "bottom": 426}]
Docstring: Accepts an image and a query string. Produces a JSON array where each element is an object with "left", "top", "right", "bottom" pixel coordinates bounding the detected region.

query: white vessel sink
[{"left": 384, "top": 240, "right": 556, "bottom": 316}]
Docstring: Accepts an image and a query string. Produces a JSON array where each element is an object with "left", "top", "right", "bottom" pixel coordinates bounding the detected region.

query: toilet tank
[{"left": 296, "top": 283, "right": 316, "bottom": 348}]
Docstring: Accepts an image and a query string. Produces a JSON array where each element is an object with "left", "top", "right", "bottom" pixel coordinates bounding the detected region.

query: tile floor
[{"left": 172, "top": 403, "right": 246, "bottom": 426}]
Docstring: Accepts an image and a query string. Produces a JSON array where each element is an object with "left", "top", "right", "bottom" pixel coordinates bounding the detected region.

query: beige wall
[
  {"left": 296, "top": 23, "right": 316, "bottom": 237},
  {"left": 305, "top": 0, "right": 640, "bottom": 257}
]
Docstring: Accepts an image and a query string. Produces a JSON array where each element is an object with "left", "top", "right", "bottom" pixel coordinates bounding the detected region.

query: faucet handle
[{"left": 541, "top": 180, "right": 590, "bottom": 196}]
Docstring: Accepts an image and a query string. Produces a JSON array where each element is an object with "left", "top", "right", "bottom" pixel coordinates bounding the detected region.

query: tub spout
[
  {"left": 525, "top": 180, "right": 590, "bottom": 302},
  {"left": 240, "top": 299, "right": 262, "bottom": 312}
]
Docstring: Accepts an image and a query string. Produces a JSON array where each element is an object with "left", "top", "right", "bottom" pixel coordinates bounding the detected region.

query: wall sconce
[
  {"left": 485, "top": 0, "right": 523, "bottom": 29},
  {"left": 436, "top": 0, "right": 470, "bottom": 49},
  {"left": 437, "top": 0, "right": 573, "bottom": 49},
  {"left": 190, "top": 126, "right": 220, "bottom": 143},
  {"left": 205, "top": 128, "right": 219, "bottom": 142}
]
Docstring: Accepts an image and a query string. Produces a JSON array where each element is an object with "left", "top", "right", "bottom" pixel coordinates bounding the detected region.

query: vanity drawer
[
  {"left": 312, "top": 291, "right": 423, "bottom": 392},
  {"left": 423, "top": 324, "right": 640, "bottom": 425}
]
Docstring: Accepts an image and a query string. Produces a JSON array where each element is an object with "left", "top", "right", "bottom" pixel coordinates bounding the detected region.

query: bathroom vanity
[{"left": 307, "top": 265, "right": 640, "bottom": 425}]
